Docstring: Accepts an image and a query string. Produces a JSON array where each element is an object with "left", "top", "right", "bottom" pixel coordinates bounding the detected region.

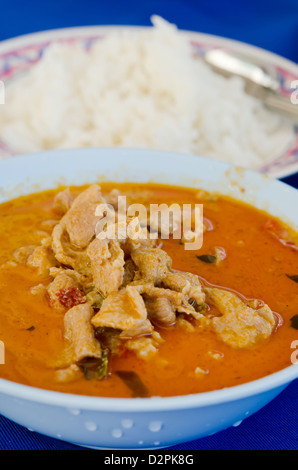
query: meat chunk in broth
[
  {"left": 163, "top": 270, "right": 205, "bottom": 305},
  {"left": 91, "top": 286, "right": 153, "bottom": 338},
  {"left": 53, "top": 188, "right": 73, "bottom": 215},
  {"left": 145, "top": 296, "right": 176, "bottom": 326},
  {"left": 64, "top": 302, "right": 102, "bottom": 363},
  {"left": 87, "top": 238, "right": 124, "bottom": 297},
  {"left": 26, "top": 246, "right": 55, "bottom": 276},
  {"left": 204, "top": 287, "right": 276, "bottom": 348},
  {"left": 63, "top": 184, "right": 104, "bottom": 249}
]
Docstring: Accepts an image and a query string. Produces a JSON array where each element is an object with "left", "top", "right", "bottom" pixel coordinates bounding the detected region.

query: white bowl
[
  {"left": 0, "top": 148, "right": 297, "bottom": 449},
  {"left": 0, "top": 26, "right": 298, "bottom": 178}
]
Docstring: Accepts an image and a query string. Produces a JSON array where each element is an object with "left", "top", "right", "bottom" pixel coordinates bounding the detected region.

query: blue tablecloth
[{"left": 0, "top": 0, "right": 297, "bottom": 451}]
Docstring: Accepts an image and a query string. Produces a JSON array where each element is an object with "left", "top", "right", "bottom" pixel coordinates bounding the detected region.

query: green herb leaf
[
  {"left": 85, "top": 286, "right": 95, "bottom": 295},
  {"left": 290, "top": 315, "right": 298, "bottom": 330},
  {"left": 96, "top": 349, "right": 109, "bottom": 380},
  {"left": 189, "top": 299, "right": 207, "bottom": 313},
  {"left": 78, "top": 349, "right": 109, "bottom": 381},
  {"left": 26, "top": 326, "right": 35, "bottom": 331},
  {"left": 116, "top": 370, "right": 149, "bottom": 398},
  {"left": 196, "top": 302, "right": 208, "bottom": 313},
  {"left": 196, "top": 254, "right": 216, "bottom": 264},
  {"left": 286, "top": 274, "right": 298, "bottom": 283},
  {"left": 85, "top": 288, "right": 104, "bottom": 309}
]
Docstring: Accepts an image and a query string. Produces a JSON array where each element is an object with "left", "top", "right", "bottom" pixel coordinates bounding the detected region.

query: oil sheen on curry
[{"left": 0, "top": 183, "right": 297, "bottom": 398}]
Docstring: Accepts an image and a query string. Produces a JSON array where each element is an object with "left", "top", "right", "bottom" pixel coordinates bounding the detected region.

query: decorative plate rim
[{"left": 0, "top": 25, "right": 297, "bottom": 179}]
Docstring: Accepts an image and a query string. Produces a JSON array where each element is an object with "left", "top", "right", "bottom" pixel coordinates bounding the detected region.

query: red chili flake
[{"left": 56, "top": 287, "right": 86, "bottom": 309}]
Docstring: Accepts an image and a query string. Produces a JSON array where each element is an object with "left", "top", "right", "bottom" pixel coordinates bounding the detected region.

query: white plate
[{"left": 0, "top": 26, "right": 297, "bottom": 178}]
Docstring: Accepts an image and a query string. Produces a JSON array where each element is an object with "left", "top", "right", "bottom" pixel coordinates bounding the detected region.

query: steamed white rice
[{"left": 0, "top": 16, "right": 294, "bottom": 168}]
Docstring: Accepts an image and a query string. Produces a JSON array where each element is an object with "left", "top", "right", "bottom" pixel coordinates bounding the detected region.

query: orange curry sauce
[{"left": 0, "top": 183, "right": 297, "bottom": 397}]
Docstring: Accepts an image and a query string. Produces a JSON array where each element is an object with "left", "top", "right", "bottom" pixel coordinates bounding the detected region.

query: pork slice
[
  {"left": 63, "top": 184, "right": 105, "bottom": 249},
  {"left": 91, "top": 286, "right": 152, "bottom": 336},
  {"left": 121, "top": 259, "right": 136, "bottom": 287},
  {"left": 145, "top": 296, "right": 176, "bottom": 326},
  {"left": 51, "top": 221, "right": 92, "bottom": 276},
  {"left": 163, "top": 270, "right": 205, "bottom": 305},
  {"left": 64, "top": 302, "right": 101, "bottom": 362},
  {"left": 124, "top": 336, "right": 159, "bottom": 360},
  {"left": 26, "top": 246, "right": 56, "bottom": 276},
  {"left": 87, "top": 238, "right": 125, "bottom": 297},
  {"left": 131, "top": 281, "right": 204, "bottom": 322},
  {"left": 204, "top": 287, "right": 276, "bottom": 348},
  {"left": 120, "top": 229, "right": 157, "bottom": 256},
  {"left": 130, "top": 281, "right": 184, "bottom": 305},
  {"left": 53, "top": 188, "right": 73, "bottom": 215},
  {"left": 131, "top": 247, "right": 172, "bottom": 283}
]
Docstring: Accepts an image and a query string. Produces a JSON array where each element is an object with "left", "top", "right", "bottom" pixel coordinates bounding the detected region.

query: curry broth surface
[{"left": 0, "top": 182, "right": 297, "bottom": 398}]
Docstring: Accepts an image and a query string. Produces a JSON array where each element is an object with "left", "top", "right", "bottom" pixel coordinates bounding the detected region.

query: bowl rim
[
  {"left": 0, "top": 147, "right": 297, "bottom": 412},
  {"left": 0, "top": 24, "right": 298, "bottom": 179},
  {"left": 0, "top": 365, "right": 297, "bottom": 412}
]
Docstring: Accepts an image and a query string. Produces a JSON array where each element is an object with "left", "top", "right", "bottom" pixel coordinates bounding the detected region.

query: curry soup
[{"left": 0, "top": 182, "right": 297, "bottom": 398}]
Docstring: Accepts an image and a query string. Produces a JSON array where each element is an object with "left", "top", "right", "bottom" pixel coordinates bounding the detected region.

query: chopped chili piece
[{"left": 56, "top": 287, "right": 86, "bottom": 309}]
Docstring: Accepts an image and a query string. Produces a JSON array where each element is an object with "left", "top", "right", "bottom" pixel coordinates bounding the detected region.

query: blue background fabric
[{"left": 0, "top": 0, "right": 297, "bottom": 451}]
